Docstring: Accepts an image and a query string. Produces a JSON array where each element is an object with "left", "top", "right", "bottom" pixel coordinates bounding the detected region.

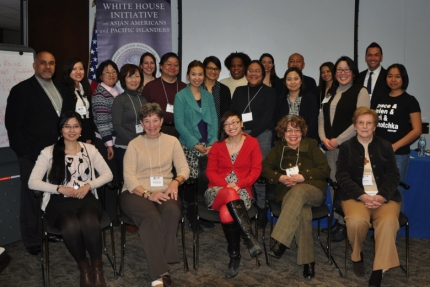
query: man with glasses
[
  {"left": 358, "top": 42, "right": 389, "bottom": 109},
  {"left": 5, "top": 51, "right": 73, "bottom": 255}
]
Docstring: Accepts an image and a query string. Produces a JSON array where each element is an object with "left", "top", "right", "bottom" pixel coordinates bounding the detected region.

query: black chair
[
  {"left": 38, "top": 189, "right": 116, "bottom": 287},
  {"left": 117, "top": 185, "right": 189, "bottom": 276},
  {"left": 330, "top": 181, "right": 410, "bottom": 278},
  {"left": 191, "top": 155, "right": 260, "bottom": 270},
  {"left": 261, "top": 180, "right": 337, "bottom": 271}
]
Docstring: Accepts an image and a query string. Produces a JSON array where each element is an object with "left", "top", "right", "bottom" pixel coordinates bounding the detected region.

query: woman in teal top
[{"left": 174, "top": 60, "right": 218, "bottom": 178}]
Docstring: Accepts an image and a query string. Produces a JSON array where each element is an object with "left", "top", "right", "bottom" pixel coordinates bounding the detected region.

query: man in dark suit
[
  {"left": 358, "top": 42, "right": 389, "bottom": 109},
  {"left": 5, "top": 51, "right": 74, "bottom": 255},
  {"left": 274, "top": 53, "right": 319, "bottom": 103}
]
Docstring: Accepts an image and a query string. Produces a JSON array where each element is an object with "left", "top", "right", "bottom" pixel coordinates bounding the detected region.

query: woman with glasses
[
  {"left": 262, "top": 115, "right": 330, "bottom": 280},
  {"left": 29, "top": 112, "right": 113, "bottom": 287},
  {"left": 318, "top": 56, "right": 370, "bottom": 242},
  {"left": 205, "top": 110, "right": 263, "bottom": 279},
  {"left": 202, "top": 56, "right": 231, "bottom": 136},
  {"left": 230, "top": 60, "right": 277, "bottom": 228},
  {"left": 92, "top": 59, "right": 121, "bottom": 223}
]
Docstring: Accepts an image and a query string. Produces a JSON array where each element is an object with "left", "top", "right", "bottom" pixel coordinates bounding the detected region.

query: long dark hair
[
  {"left": 62, "top": 57, "right": 91, "bottom": 98},
  {"left": 317, "top": 62, "right": 335, "bottom": 93},
  {"left": 48, "top": 111, "right": 83, "bottom": 185},
  {"left": 259, "top": 53, "right": 279, "bottom": 87},
  {"left": 139, "top": 52, "right": 157, "bottom": 78}
]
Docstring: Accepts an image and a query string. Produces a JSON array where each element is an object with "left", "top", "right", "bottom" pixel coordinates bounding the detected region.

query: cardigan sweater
[
  {"left": 174, "top": 85, "right": 218, "bottom": 149},
  {"left": 206, "top": 134, "right": 262, "bottom": 198},
  {"left": 336, "top": 135, "right": 401, "bottom": 202},
  {"left": 28, "top": 142, "right": 113, "bottom": 211},
  {"left": 262, "top": 137, "right": 330, "bottom": 202},
  {"left": 112, "top": 89, "right": 147, "bottom": 146},
  {"left": 122, "top": 133, "right": 190, "bottom": 193},
  {"left": 92, "top": 84, "right": 117, "bottom": 145}
]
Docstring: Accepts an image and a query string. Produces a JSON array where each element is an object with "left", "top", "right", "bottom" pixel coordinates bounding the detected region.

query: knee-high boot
[
  {"left": 222, "top": 222, "right": 241, "bottom": 279},
  {"left": 226, "top": 200, "right": 262, "bottom": 257}
]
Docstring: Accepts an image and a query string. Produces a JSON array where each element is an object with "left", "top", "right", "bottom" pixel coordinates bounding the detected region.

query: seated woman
[
  {"left": 205, "top": 110, "right": 263, "bottom": 279},
  {"left": 120, "top": 103, "right": 190, "bottom": 287},
  {"left": 336, "top": 107, "right": 401, "bottom": 287},
  {"left": 262, "top": 115, "right": 330, "bottom": 280},
  {"left": 28, "top": 111, "right": 113, "bottom": 287}
]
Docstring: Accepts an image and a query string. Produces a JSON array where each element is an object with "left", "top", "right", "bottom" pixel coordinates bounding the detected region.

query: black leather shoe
[
  {"left": 303, "top": 262, "right": 315, "bottom": 279},
  {"left": 26, "top": 246, "right": 41, "bottom": 256},
  {"left": 353, "top": 252, "right": 365, "bottom": 278},
  {"left": 331, "top": 223, "right": 346, "bottom": 242},
  {"left": 48, "top": 235, "right": 63, "bottom": 243},
  {"left": 269, "top": 241, "right": 287, "bottom": 259},
  {"left": 321, "top": 220, "right": 338, "bottom": 233}
]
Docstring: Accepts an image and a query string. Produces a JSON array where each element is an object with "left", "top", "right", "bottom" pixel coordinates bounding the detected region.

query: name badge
[
  {"left": 135, "top": 124, "right": 143, "bottom": 134},
  {"left": 286, "top": 165, "right": 299, "bottom": 176},
  {"left": 321, "top": 95, "right": 331, "bottom": 104},
  {"left": 242, "top": 112, "right": 253, "bottom": 122},
  {"left": 362, "top": 174, "right": 373, "bottom": 186},
  {"left": 150, "top": 176, "right": 163, "bottom": 187},
  {"left": 56, "top": 110, "right": 61, "bottom": 117},
  {"left": 76, "top": 106, "right": 87, "bottom": 116},
  {"left": 166, "top": 104, "right": 174, "bottom": 113}
]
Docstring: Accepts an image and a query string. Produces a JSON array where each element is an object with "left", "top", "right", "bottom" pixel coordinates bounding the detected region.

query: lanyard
[
  {"left": 161, "top": 78, "right": 178, "bottom": 105},
  {"left": 143, "top": 135, "right": 162, "bottom": 177},
  {"left": 280, "top": 145, "right": 300, "bottom": 172},
  {"left": 243, "top": 86, "right": 263, "bottom": 114},
  {"left": 126, "top": 93, "right": 143, "bottom": 125}
]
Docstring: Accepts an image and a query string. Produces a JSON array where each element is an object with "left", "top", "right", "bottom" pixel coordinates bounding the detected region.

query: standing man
[
  {"left": 275, "top": 53, "right": 319, "bottom": 102},
  {"left": 358, "top": 42, "right": 389, "bottom": 109},
  {"left": 5, "top": 51, "right": 74, "bottom": 255}
]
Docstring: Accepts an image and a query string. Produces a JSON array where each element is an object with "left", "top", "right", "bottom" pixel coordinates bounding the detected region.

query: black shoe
[
  {"left": 48, "top": 235, "right": 63, "bottom": 243},
  {"left": 303, "top": 262, "right": 315, "bottom": 279},
  {"left": 199, "top": 219, "right": 216, "bottom": 229},
  {"left": 188, "top": 222, "right": 204, "bottom": 234},
  {"left": 321, "top": 220, "right": 339, "bottom": 233},
  {"left": 269, "top": 241, "right": 287, "bottom": 259},
  {"left": 353, "top": 252, "right": 365, "bottom": 278},
  {"left": 331, "top": 223, "right": 346, "bottom": 242},
  {"left": 368, "top": 269, "right": 382, "bottom": 287},
  {"left": 26, "top": 246, "right": 41, "bottom": 256},
  {"left": 222, "top": 222, "right": 241, "bottom": 279},
  {"left": 257, "top": 208, "right": 267, "bottom": 229}
]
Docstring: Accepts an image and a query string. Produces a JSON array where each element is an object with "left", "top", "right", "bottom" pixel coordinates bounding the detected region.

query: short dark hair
[
  {"left": 119, "top": 64, "right": 143, "bottom": 89},
  {"left": 275, "top": 114, "right": 308, "bottom": 138},
  {"left": 246, "top": 60, "right": 266, "bottom": 79},
  {"left": 139, "top": 52, "right": 157, "bottom": 78},
  {"left": 386, "top": 63, "right": 409, "bottom": 90},
  {"left": 139, "top": 102, "right": 163, "bottom": 121},
  {"left": 224, "top": 52, "right": 251, "bottom": 71},
  {"left": 219, "top": 110, "right": 242, "bottom": 141},
  {"left": 159, "top": 52, "right": 180, "bottom": 67},
  {"left": 186, "top": 60, "right": 205, "bottom": 75},
  {"left": 334, "top": 56, "right": 359, "bottom": 84},
  {"left": 62, "top": 57, "right": 91, "bottom": 97},
  {"left": 282, "top": 67, "right": 304, "bottom": 96},
  {"left": 365, "top": 42, "right": 383, "bottom": 55},
  {"left": 95, "top": 60, "right": 119, "bottom": 83},
  {"left": 203, "top": 56, "right": 222, "bottom": 70}
]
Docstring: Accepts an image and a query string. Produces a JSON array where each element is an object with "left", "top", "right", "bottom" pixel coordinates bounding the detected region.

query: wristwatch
[{"left": 142, "top": 188, "right": 152, "bottom": 199}]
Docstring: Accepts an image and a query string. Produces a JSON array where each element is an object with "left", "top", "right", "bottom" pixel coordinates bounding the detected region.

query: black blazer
[
  {"left": 358, "top": 67, "right": 389, "bottom": 109},
  {"left": 5, "top": 75, "right": 74, "bottom": 162},
  {"left": 219, "top": 82, "right": 231, "bottom": 118}
]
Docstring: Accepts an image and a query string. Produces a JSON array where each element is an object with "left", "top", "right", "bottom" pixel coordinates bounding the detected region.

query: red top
[{"left": 206, "top": 134, "right": 262, "bottom": 198}]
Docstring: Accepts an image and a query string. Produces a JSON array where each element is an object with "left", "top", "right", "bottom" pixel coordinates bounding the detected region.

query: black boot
[
  {"left": 226, "top": 200, "right": 262, "bottom": 258},
  {"left": 222, "top": 222, "right": 241, "bottom": 279}
]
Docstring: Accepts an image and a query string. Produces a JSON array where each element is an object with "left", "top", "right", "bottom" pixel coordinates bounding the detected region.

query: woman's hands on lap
[
  {"left": 58, "top": 184, "right": 91, "bottom": 199},
  {"left": 359, "top": 194, "right": 386, "bottom": 209},
  {"left": 149, "top": 192, "right": 171, "bottom": 204},
  {"left": 279, "top": 174, "right": 304, "bottom": 187},
  {"left": 165, "top": 180, "right": 179, "bottom": 200}
]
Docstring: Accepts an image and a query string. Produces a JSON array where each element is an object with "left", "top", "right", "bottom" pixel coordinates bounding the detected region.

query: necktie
[{"left": 366, "top": 71, "right": 373, "bottom": 94}]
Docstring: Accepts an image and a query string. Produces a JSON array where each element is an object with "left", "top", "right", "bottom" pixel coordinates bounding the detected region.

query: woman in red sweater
[{"left": 205, "top": 110, "right": 262, "bottom": 279}]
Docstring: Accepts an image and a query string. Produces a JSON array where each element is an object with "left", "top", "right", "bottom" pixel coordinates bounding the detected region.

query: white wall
[{"left": 358, "top": 0, "right": 430, "bottom": 125}]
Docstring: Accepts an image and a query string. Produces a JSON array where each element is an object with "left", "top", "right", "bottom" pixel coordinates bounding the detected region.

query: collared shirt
[
  {"left": 287, "top": 95, "right": 302, "bottom": 116},
  {"left": 35, "top": 76, "right": 63, "bottom": 116},
  {"left": 101, "top": 82, "right": 120, "bottom": 97},
  {"left": 363, "top": 65, "right": 382, "bottom": 99}
]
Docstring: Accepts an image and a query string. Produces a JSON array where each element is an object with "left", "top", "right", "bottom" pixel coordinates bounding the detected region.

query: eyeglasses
[
  {"left": 63, "top": 125, "right": 81, "bottom": 130},
  {"left": 336, "top": 68, "right": 351, "bottom": 74},
  {"left": 286, "top": 129, "right": 302, "bottom": 135},
  {"left": 103, "top": 71, "right": 117, "bottom": 76},
  {"left": 206, "top": 67, "right": 220, "bottom": 72},
  {"left": 247, "top": 69, "right": 262, "bottom": 75},
  {"left": 223, "top": 120, "right": 240, "bottom": 128}
]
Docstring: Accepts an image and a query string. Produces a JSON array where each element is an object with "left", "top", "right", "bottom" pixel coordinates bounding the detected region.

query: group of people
[{"left": 4, "top": 40, "right": 421, "bottom": 287}]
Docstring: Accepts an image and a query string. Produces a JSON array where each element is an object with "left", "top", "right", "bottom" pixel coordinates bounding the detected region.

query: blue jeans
[{"left": 395, "top": 154, "right": 410, "bottom": 212}]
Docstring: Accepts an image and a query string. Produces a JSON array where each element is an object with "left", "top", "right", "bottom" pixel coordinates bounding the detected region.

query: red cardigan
[{"left": 206, "top": 134, "right": 262, "bottom": 198}]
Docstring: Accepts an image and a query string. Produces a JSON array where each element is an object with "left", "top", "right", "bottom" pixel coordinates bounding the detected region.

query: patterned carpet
[{"left": 1, "top": 221, "right": 430, "bottom": 287}]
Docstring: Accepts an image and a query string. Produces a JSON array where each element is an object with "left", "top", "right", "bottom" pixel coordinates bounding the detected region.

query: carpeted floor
[{"left": 1, "top": 221, "right": 429, "bottom": 287}]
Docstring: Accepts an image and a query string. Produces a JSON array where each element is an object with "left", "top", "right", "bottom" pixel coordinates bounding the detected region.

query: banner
[{"left": 96, "top": 0, "right": 172, "bottom": 73}]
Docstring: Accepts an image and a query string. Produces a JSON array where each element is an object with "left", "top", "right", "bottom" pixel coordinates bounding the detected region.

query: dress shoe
[
  {"left": 303, "top": 262, "right": 315, "bottom": 279},
  {"left": 368, "top": 269, "right": 382, "bottom": 287},
  {"left": 48, "top": 234, "right": 63, "bottom": 243},
  {"left": 199, "top": 219, "right": 216, "bottom": 229},
  {"left": 26, "top": 245, "right": 41, "bottom": 256},
  {"left": 352, "top": 252, "right": 365, "bottom": 278},
  {"left": 269, "top": 241, "right": 287, "bottom": 259},
  {"left": 330, "top": 223, "right": 346, "bottom": 242},
  {"left": 321, "top": 220, "right": 338, "bottom": 233},
  {"left": 161, "top": 273, "right": 174, "bottom": 287}
]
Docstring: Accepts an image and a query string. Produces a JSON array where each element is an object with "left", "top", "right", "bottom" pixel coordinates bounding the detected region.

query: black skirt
[{"left": 44, "top": 192, "right": 103, "bottom": 227}]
